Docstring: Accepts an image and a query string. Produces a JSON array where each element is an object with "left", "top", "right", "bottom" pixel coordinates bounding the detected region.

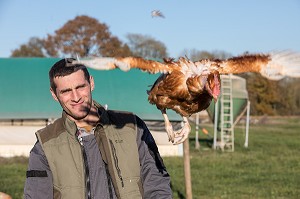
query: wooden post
[
  {"left": 195, "top": 113, "right": 200, "bottom": 149},
  {"left": 244, "top": 100, "right": 250, "bottom": 148},
  {"left": 183, "top": 138, "right": 193, "bottom": 199}
]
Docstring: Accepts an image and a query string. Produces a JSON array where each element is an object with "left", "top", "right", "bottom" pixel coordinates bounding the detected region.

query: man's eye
[
  {"left": 61, "top": 90, "right": 71, "bottom": 94},
  {"left": 77, "top": 85, "right": 86, "bottom": 90}
]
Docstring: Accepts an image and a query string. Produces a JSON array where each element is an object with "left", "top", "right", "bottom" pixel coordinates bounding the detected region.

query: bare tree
[
  {"left": 126, "top": 33, "right": 168, "bottom": 59},
  {"left": 11, "top": 37, "right": 45, "bottom": 57},
  {"left": 179, "top": 49, "right": 232, "bottom": 61}
]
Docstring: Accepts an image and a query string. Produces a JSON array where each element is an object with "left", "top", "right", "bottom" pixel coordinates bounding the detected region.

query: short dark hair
[{"left": 49, "top": 58, "right": 90, "bottom": 92}]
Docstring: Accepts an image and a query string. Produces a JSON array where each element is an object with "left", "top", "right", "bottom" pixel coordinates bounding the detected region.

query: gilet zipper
[
  {"left": 109, "top": 139, "right": 124, "bottom": 187},
  {"left": 105, "top": 163, "right": 114, "bottom": 199}
]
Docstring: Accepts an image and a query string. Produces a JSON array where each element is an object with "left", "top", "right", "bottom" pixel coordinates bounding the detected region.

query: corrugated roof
[{"left": 0, "top": 58, "right": 181, "bottom": 121}]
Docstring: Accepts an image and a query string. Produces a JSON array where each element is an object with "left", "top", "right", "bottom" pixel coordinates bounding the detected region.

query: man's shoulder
[
  {"left": 107, "top": 109, "right": 135, "bottom": 117},
  {"left": 107, "top": 109, "right": 135, "bottom": 121},
  {"left": 36, "top": 118, "right": 65, "bottom": 143},
  {"left": 106, "top": 109, "right": 137, "bottom": 129}
]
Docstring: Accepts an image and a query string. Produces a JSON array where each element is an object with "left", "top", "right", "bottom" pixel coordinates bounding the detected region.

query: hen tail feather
[{"left": 262, "top": 50, "right": 300, "bottom": 80}]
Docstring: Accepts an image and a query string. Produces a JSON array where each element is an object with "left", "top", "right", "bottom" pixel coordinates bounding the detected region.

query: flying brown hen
[{"left": 73, "top": 51, "right": 300, "bottom": 144}]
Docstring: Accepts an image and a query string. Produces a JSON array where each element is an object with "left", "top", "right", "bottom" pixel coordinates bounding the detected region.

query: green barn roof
[{"left": 0, "top": 58, "right": 181, "bottom": 121}]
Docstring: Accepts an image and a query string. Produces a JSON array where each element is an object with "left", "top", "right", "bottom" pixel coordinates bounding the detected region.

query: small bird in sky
[
  {"left": 151, "top": 10, "right": 165, "bottom": 18},
  {"left": 73, "top": 51, "right": 300, "bottom": 144}
]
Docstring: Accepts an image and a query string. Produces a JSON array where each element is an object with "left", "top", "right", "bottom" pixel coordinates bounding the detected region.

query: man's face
[{"left": 50, "top": 70, "right": 94, "bottom": 122}]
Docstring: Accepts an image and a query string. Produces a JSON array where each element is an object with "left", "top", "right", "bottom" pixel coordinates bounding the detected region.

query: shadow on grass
[
  {"left": 171, "top": 183, "right": 185, "bottom": 199},
  {"left": 189, "top": 137, "right": 214, "bottom": 148}
]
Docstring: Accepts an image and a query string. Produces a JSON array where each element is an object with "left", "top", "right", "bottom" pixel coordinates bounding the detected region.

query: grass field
[{"left": 0, "top": 116, "right": 299, "bottom": 199}]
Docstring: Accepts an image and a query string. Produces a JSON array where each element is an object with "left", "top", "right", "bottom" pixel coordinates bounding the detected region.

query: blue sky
[{"left": 0, "top": 0, "right": 299, "bottom": 58}]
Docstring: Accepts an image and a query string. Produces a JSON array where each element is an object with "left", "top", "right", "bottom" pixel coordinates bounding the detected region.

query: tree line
[{"left": 10, "top": 15, "right": 300, "bottom": 116}]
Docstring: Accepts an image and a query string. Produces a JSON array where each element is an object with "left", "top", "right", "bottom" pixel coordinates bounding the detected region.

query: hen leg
[
  {"left": 161, "top": 110, "right": 191, "bottom": 144},
  {"left": 161, "top": 109, "right": 175, "bottom": 143},
  {"left": 174, "top": 116, "right": 191, "bottom": 144}
]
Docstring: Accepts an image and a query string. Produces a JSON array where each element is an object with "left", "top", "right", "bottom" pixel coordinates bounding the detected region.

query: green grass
[
  {"left": 0, "top": 157, "right": 28, "bottom": 199},
  {"left": 165, "top": 117, "right": 300, "bottom": 199},
  {"left": 1, "top": 117, "right": 299, "bottom": 199}
]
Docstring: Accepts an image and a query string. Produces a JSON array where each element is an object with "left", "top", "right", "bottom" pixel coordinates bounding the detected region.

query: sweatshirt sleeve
[
  {"left": 135, "top": 116, "right": 173, "bottom": 199},
  {"left": 24, "top": 141, "right": 53, "bottom": 199}
]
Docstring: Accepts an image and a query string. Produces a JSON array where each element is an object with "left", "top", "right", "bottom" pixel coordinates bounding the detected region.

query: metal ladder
[{"left": 219, "top": 74, "right": 234, "bottom": 151}]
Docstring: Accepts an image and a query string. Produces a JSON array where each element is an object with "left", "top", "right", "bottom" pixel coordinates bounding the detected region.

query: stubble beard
[{"left": 63, "top": 100, "right": 93, "bottom": 121}]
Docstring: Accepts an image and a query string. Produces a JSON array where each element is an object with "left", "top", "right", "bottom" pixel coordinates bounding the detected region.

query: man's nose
[{"left": 71, "top": 90, "right": 81, "bottom": 102}]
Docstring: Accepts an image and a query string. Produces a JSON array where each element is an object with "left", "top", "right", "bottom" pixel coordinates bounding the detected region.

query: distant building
[{"left": 0, "top": 58, "right": 183, "bottom": 157}]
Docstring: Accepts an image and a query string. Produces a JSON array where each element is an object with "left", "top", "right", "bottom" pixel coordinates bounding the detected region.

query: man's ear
[
  {"left": 50, "top": 87, "right": 59, "bottom": 101},
  {"left": 90, "top": 76, "right": 95, "bottom": 91}
]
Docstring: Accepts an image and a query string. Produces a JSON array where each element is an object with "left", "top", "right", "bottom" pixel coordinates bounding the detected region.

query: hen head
[{"left": 206, "top": 72, "right": 221, "bottom": 102}]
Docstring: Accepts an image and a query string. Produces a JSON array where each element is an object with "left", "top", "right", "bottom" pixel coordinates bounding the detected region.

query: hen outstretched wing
[
  {"left": 73, "top": 57, "right": 176, "bottom": 74},
  {"left": 211, "top": 50, "right": 300, "bottom": 80},
  {"left": 73, "top": 50, "right": 300, "bottom": 80}
]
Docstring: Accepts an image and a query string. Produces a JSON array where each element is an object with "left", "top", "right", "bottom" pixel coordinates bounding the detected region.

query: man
[{"left": 24, "top": 58, "right": 172, "bottom": 199}]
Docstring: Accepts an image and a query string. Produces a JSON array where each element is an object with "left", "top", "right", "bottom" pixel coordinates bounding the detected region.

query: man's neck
[{"left": 74, "top": 104, "right": 100, "bottom": 128}]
